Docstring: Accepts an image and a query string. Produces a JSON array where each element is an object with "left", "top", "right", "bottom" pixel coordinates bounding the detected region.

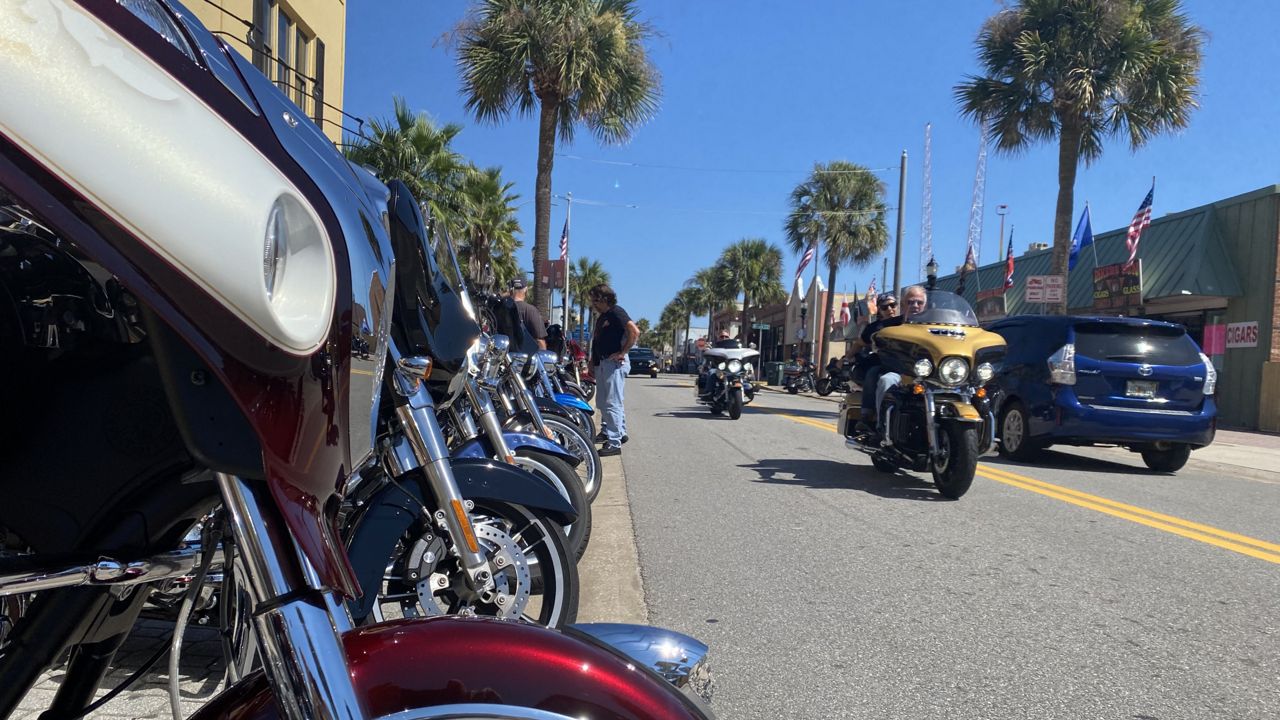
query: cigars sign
[{"left": 1225, "top": 321, "right": 1259, "bottom": 349}]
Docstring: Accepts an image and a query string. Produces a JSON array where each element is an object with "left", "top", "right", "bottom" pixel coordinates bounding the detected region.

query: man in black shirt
[
  {"left": 589, "top": 284, "right": 639, "bottom": 455},
  {"left": 510, "top": 277, "right": 546, "bottom": 350}
]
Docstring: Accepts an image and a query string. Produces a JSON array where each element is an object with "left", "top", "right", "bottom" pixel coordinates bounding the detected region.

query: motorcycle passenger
[
  {"left": 858, "top": 286, "right": 928, "bottom": 437},
  {"left": 854, "top": 292, "right": 900, "bottom": 432}
]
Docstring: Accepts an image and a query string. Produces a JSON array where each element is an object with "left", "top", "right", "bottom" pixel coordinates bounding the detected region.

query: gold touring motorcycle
[{"left": 838, "top": 291, "right": 1006, "bottom": 499}]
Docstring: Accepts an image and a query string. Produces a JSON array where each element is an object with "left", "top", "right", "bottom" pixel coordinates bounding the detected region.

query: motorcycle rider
[
  {"left": 855, "top": 286, "right": 928, "bottom": 437},
  {"left": 698, "top": 331, "right": 740, "bottom": 396}
]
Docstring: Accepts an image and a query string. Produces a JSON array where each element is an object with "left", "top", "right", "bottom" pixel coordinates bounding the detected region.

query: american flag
[
  {"left": 1003, "top": 230, "right": 1015, "bottom": 290},
  {"left": 794, "top": 241, "right": 816, "bottom": 282},
  {"left": 1125, "top": 183, "right": 1154, "bottom": 268},
  {"left": 558, "top": 219, "right": 569, "bottom": 261},
  {"left": 866, "top": 276, "right": 877, "bottom": 298}
]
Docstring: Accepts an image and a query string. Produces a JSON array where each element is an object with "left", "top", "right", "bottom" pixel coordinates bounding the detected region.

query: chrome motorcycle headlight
[
  {"left": 727, "top": 359, "right": 742, "bottom": 373},
  {"left": 510, "top": 352, "right": 529, "bottom": 374},
  {"left": 535, "top": 349, "right": 560, "bottom": 367},
  {"left": 717, "top": 362, "right": 727, "bottom": 371},
  {"left": 939, "top": 357, "right": 968, "bottom": 385},
  {"left": 913, "top": 358, "right": 933, "bottom": 378},
  {"left": 743, "top": 362, "right": 753, "bottom": 375},
  {"left": 490, "top": 334, "right": 510, "bottom": 357},
  {"left": 465, "top": 334, "right": 491, "bottom": 375},
  {"left": 975, "top": 362, "right": 995, "bottom": 384}
]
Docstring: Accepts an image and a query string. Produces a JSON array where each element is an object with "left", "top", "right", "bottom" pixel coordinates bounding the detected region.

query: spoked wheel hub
[{"left": 410, "top": 523, "right": 531, "bottom": 619}]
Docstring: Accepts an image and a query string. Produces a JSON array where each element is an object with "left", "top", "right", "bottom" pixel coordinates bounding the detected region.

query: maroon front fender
[{"left": 190, "top": 617, "right": 707, "bottom": 720}]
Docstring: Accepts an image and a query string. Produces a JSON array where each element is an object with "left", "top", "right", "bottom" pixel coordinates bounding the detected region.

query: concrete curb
[{"left": 574, "top": 453, "right": 648, "bottom": 624}]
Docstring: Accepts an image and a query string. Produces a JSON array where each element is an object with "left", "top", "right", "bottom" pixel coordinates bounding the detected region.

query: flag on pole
[
  {"left": 1125, "top": 183, "right": 1154, "bottom": 268},
  {"left": 959, "top": 245, "right": 977, "bottom": 281},
  {"left": 1068, "top": 205, "right": 1093, "bottom": 270},
  {"left": 558, "top": 218, "right": 569, "bottom": 261},
  {"left": 865, "top": 277, "right": 878, "bottom": 316},
  {"left": 1004, "top": 230, "right": 1015, "bottom": 290},
  {"left": 795, "top": 241, "right": 816, "bottom": 282},
  {"left": 839, "top": 300, "right": 850, "bottom": 326}
]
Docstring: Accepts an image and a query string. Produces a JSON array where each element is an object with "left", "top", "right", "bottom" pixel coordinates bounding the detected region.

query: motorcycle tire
[
  {"left": 356, "top": 497, "right": 579, "bottom": 628},
  {"left": 514, "top": 449, "right": 592, "bottom": 561},
  {"left": 786, "top": 384, "right": 798, "bottom": 395},
  {"left": 932, "top": 422, "right": 979, "bottom": 500},
  {"left": 580, "top": 380, "right": 596, "bottom": 403},
  {"left": 523, "top": 412, "right": 604, "bottom": 505},
  {"left": 728, "top": 389, "right": 743, "bottom": 420},
  {"left": 815, "top": 378, "right": 833, "bottom": 396}
]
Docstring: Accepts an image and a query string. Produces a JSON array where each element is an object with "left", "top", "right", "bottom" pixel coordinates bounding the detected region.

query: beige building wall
[{"left": 188, "top": 0, "right": 347, "bottom": 145}]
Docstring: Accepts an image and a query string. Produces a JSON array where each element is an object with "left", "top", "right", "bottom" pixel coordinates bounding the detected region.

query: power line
[
  {"left": 556, "top": 154, "right": 897, "bottom": 176},
  {"left": 554, "top": 194, "right": 893, "bottom": 217}
]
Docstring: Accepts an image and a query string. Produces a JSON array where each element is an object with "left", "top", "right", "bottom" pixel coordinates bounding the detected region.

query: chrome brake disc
[{"left": 415, "top": 522, "right": 530, "bottom": 619}]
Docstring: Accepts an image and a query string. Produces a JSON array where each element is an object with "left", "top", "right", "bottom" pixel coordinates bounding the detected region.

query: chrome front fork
[
  {"left": 508, "top": 369, "right": 551, "bottom": 437},
  {"left": 464, "top": 375, "right": 516, "bottom": 463},
  {"left": 214, "top": 473, "right": 362, "bottom": 720},
  {"left": 390, "top": 358, "right": 494, "bottom": 590}
]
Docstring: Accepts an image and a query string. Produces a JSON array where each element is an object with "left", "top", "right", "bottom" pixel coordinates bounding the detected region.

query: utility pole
[
  {"left": 562, "top": 192, "right": 571, "bottom": 332},
  {"left": 996, "top": 204, "right": 1008, "bottom": 268},
  {"left": 893, "top": 150, "right": 907, "bottom": 296}
]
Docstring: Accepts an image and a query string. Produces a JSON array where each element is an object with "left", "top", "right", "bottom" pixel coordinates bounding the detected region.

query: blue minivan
[{"left": 986, "top": 316, "right": 1216, "bottom": 472}]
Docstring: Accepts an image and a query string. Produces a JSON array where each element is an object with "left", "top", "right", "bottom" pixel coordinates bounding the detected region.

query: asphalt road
[{"left": 621, "top": 376, "right": 1280, "bottom": 720}]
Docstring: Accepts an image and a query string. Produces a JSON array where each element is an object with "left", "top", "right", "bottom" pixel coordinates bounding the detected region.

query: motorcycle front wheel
[
  {"left": 786, "top": 383, "right": 798, "bottom": 395},
  {"left": 515, "top": 411, "right": 604, "bottom": 504},
  {"left": 815, "top": 377, "right": 834, "bottom": 396},
  {"left": 361, "top": 498, "right": 579, "bottom": 628},
  {"left": 514, "top": 449, "right": 592, "bottom": 561},
  {"left": 931, "top": 422, "right": 979, "bottom": 500},
  {"left": 728, "top": 389, "right": 743, "bottom": 420}
]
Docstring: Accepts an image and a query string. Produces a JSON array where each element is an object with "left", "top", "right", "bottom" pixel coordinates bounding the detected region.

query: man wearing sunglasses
[{"left": 855, "top": 286, "right": 928, "bottom": 437}]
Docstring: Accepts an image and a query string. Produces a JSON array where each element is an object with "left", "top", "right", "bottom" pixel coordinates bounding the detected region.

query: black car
[{"left": 628, "top": 347, "right": 660, "bottom": 377}]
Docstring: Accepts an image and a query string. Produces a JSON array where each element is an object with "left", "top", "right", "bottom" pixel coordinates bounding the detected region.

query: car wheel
[
  {"left": 1141, "top": 443, "right": 1191, "bottom": 472},
  {"left": 998, "top": 401, "right": 1041, "bottom": 461}
]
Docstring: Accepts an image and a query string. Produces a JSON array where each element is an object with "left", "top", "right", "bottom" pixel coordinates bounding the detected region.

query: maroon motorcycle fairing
[
  {"left": 189, "top": 618, "right": 706, "bottom": 720},
  {"left": 0, "top": 0, "right": 363, "bottom": 595}
]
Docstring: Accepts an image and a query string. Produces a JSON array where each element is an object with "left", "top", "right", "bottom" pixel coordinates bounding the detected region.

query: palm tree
[
  {"left": 785, "top": 161, "right": 889, "bottom": 372},
  {"left": 715, "top": 238, "right": 785, "bottom": 343},
  {"left": 569, "top": 257, "right": 610, "bottom": 337},
  {"left": 344, "top": 96, "right": 465, "bottom": 216},
  {"left": 672, "top": 287, "right": 703, "bottom": 357},
  {"left": 456, "top": 165, "right": 522, "bottom": 292},
  {"left": 658, "top": 303, "right": 683, "bottom": 361},
  {"left": 457, "top": 0, "right": 661, "bottom": 315},
  {"left": 955, "top": 0, "right": 1203, "bottom": 312},
  {"left": 686, "top": 266, "right": 736, "bottom": 338}
]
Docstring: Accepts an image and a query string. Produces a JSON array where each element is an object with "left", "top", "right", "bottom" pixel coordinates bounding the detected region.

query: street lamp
[
  {"left": 926, "top": 256, "right": 939, "bottom": 291},
  {"left": 798, "top": 299, "right": 808, "bottom": 360}
]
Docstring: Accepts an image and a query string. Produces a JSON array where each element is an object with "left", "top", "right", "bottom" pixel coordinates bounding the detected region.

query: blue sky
[{"left": 344, "top": 1, "right": 1280, "bottom": 325}]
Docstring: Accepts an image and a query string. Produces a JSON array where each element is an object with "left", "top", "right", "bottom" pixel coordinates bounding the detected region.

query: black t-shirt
[
  {"left": 591, "top": 304, "right": 632, "bottom": 364},
  {"left": 860, "top": 314, "right": 904, "bottom": 346},
  {"left": 514, "top": 301, "right": 546, "bottom": 341}
]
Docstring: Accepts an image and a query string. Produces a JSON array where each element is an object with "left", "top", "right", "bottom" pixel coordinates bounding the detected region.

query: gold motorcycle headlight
[
  {"left": 939, "top": 357, "right": 969, "bottom": 385},
  {"left": 913, "top": 358, "right": 933, "bottom": 377}
]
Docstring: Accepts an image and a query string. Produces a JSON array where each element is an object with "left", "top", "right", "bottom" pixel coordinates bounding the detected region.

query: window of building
[
  {"left": 295, "top": 26, "right": 309, "bottom": 111},
  {"left": 276, "top": 11, "right": 292, "bottom": 95}
]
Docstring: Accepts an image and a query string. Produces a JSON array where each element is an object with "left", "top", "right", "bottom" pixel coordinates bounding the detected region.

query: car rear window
[
  {"left": 1073, "top": 322, "right": 1202, "bottom": 365},
  {"left": 629, "top": 348, "right": 655, "bottom": 358}
]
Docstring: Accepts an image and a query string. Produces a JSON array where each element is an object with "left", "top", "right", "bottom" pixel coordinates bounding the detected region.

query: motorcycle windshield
[{"left": 907, "top": 290, "right": 980, "bottom": 327}]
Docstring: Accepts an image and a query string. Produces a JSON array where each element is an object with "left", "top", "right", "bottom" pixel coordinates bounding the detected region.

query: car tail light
[
  {"left": 1199, "top": 352, "right": 1217, "bottom": 395},
  {"left": 1047, "top": 344, "right": 1076, "bottom": 385}
]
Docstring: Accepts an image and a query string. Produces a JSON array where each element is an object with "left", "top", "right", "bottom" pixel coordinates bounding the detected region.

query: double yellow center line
[{"left": 757, "top": 401, "right": 1280, "bottom": 565}]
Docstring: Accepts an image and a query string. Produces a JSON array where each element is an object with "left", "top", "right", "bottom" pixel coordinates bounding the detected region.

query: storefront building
[{"left": 931, "top": 184, "right": 1280, "bottom": 431}]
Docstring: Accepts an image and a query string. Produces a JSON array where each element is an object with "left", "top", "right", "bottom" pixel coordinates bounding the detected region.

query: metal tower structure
[
  {"left": 920, "top": 123, "right": 933, "bottom": 279},
  {"left": 965, "top": 118, "right": 990, "bottom": 268}
]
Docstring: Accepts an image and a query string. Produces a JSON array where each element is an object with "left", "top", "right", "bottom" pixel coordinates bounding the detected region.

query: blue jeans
[
  {"left": 876, "top": 371, "right": 901, "bottom": 418},
  {"left": 595, "top": 356, "right": 630, "bottom": 445}
]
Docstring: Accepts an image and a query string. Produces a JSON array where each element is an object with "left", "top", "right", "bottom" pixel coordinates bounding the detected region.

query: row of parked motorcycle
[{"left": 0, "top": 3, "right": 711, "bottom": 719}]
